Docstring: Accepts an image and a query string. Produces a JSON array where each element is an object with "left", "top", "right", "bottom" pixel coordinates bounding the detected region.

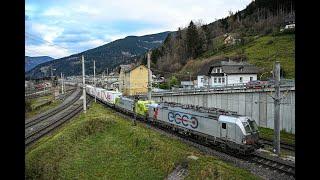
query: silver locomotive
[{"left": 148, "top": 102, "right": 261, "bottom": 154}]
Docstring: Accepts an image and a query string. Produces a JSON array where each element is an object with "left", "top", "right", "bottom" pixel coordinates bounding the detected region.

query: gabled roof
[
  {"left": 197, "top": 63, "right": 213, "bottom": 76},
  {"left": 119, "top": 64, "right": 132, "bottom": 72},
  {"left": 124, "top": 64, "right": 147, "bottom": 73},
  {"left": 119, "top": 64, "right": 147, "bottom": 73},
  {"left": 209, "top": 60, "right": 260, "bottom": 75},
  {"left": 221, "top": 65, "right": 260, "bottom": 74}
]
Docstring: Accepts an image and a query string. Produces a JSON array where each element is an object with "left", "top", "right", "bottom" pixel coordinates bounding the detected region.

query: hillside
[
  {"left": 175, "top": 33, "right": 295, "bottom": 80},
  {"left": 25, "top": 56, "right": 54, "bottom": 72},
  {"left": 25, "top": 31, "right": 170, "bottom": 78},
  {"left": 148, "top": 0, "right": 295, "bottom": 80}
]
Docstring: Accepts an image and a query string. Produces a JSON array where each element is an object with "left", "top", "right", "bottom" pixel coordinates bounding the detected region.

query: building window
[
  {"left": 222, "top": 123, "right": 226, "bottom": 129},
  {"left": 250, "top": 77, "right": 253, "bottom": 81},
  {"left": 240, "top": 77, "right": 243, "bottom": 83},
  {"left": 214, "top": 77, "right": 217, "bottom": 83},
  {"left": 217, "top": 68, "right": 221, "bottom": 73},
  {"left": 201, "top": 78, "right": 204, "bottom": 83},
  {"left": 218, "top": 77, "right": 221, "bottom": 83},
  {"left": 222, "top": 77, "right": 225, "bottom": 83}
]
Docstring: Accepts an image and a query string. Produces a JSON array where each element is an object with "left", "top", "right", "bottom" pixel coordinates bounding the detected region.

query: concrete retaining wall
[{"left": 152, "top": 88, "right": 295, "bottom": 134}]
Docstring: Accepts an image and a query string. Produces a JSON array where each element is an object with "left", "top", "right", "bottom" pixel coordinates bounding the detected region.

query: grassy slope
[
  {"left": 180, "top": 33, "right": 295, "bottom": 79},
  {"left": 259, "top": 127, "right": 295, "bottom": 145},
  {"left": 227, "top": 34, "right": 295, "bottom": 79},
  {"left": 26, "top": 103, "right": 259, "bottom": 180},
  {"left": 25, "top": 95, "right": 62, "bottom": 119}
]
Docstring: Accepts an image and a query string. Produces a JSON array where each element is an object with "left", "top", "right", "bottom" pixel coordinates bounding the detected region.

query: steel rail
[
  {"left": 260, "top": 137, "right": 295, "bottom": 151},
  {"left": 25, "top": 89, "right": 81, "bottom": 128},
  {"left": 25, "top": 98, "right": 92, "bottom": 147},
  {"left": 250, "top": 153, "right": 295, "bottom": 176}
]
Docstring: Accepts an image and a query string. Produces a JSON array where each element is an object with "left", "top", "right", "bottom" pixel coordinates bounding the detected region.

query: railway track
[
  {"left": 91, "top": 96, "right": 295, "bottom": 178},
  {"left": 260, "top": 137, "right": 295, "bottom": 151},
  {"left": 249, "top": 153, "right": 295, "bottom": 177},
  {"left": 25, "top": 93, "right": 91, "bottom": 147},
  {"left": 25, "top": 88, "right": 81, "bottom": 128}
]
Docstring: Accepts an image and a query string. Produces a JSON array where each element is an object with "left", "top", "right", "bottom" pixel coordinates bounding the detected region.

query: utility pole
[
  {"left": 102, "top": 71, "right": 105, "bottom": 88},
  {"left": 61, "top": 73, "right": 64, "bottom": 94},
  {"left": 50, "top": 66, "right": 54, "bottom": 88},
  {"left": 273, "top": 61, "right": 281, "bottom": 155},
  {"left": 147, "top": 51, "right": 152, "bottom": 100},
  {"left": 187, "top": 72, "right": 191, "bottom": 90},
  {"left": 82, "top": 55, "right": 87, "bottom": 113},
  {"left": 93, "top": 60, "right": 96, "bottom": 102},
  {"left": 106, "top": 68, "right": 109, "bottom": 89}
]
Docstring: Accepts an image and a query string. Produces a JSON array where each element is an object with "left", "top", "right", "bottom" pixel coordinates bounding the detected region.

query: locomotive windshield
[
  {"left": 248, "top": 120, "right": 258, "bottom": 132},
  {"left": 242, "top": 119, "right": 258, "bottom": 133},
  {"left": 242, "top": 122, "right": 251, "bottom": 133}
]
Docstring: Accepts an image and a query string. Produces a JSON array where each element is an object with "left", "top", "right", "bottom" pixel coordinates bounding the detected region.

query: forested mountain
[
  {"left": 145, "top": 0, "right": 295, "bottom": 80},
  {"left": 25, "top": 56, "right": 54, "bottom": 72},
  {"left": 25, "top": 31, "right": 170, "bottom": 78}
]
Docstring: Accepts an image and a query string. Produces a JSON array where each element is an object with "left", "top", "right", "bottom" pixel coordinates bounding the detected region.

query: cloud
[
  {"left": 42, "top": 7, "right": 65, "bottom": 17},
  {"left": 26, "top": 44, "right": 70, "bottom": 59},
  {"left": 25, "top": 0, "right": 252, "bottom": 59},
  {"left": 30, "top": 23, "right": 64, "bottom": 43}
]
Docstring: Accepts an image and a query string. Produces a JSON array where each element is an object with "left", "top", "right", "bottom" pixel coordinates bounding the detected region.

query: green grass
[
  {"left": 259, "top": 127, "right": 295, "bottom": 145},
  {"left": 187, "top": 156, "right": 258, "bottom": 180},
  {"left": 25, "top": 95, "right": 62, "bottom": 119},
  {"left": 26, "top": 103, "right": 260, "bottom": 180},
  {"left": 221, "top": 34, "right": 295, "bottom": 79},
  {"left": 184, "top": 33, "right": 295, "bottom": 79}
]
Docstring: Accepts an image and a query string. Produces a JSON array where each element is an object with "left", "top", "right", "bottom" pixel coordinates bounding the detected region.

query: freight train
[{"left": 85, "top": 85, "right": 262, "bottom": 155}]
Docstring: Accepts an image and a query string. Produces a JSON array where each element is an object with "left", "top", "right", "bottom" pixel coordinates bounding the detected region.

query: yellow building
[{"left": 119, "top": 64, "right": 150, "bottom": 96}]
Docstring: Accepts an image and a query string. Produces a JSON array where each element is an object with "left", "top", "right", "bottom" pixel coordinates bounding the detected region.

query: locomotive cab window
[
  {"left": 222, "top": 123, "right": 226, "bottom": 129},
  {"left": 242, "top": 122, "right": 252, "bottom": 133},
  {"left": 248, "top": 120, "right": 258, "bottom": 132}
]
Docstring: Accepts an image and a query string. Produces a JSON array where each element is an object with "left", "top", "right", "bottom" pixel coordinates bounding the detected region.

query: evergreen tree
[{"left": 186, "top": 21, "right": 200, "bottom": 58}]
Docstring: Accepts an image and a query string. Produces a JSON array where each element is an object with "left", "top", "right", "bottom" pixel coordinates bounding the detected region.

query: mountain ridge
[
  {"left": 25, "top": 31, "right": 171, "bottom": 78},
  {"left": 25, "top": 56, "right": 55, "bottom": 72}
]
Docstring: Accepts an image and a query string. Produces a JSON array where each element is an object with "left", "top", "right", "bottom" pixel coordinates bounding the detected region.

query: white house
[
  {"left": 197, "top": 75, "right": 209, "bottom": 88},
  {"left": 209, "top": 60, "right": 259, "bottom": 86},
  {"left": 197, "top": 60, "right": 259, "bottom": 87}
]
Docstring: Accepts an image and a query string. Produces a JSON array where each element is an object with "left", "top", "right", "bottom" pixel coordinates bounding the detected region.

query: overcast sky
[{"left": 25, "top": 0, "right": 252, "bottom": 59}]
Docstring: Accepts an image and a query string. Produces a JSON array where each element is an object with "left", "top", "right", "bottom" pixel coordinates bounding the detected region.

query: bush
[
  {"left": 73, "top": 117, "right": 115, "bottom": 142},
  {"left": 159, "top": 83, "right": 169, "bottom": 89}
]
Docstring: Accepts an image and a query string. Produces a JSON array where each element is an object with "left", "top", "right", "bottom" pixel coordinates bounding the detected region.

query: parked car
[{"left": 245, "top": 80, "right": 269, "bottom": 89}]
